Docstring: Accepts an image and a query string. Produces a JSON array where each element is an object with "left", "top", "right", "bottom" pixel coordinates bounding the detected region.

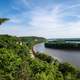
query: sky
[{"left": 0, "top": 0, "right": 80, "bottom": 38}]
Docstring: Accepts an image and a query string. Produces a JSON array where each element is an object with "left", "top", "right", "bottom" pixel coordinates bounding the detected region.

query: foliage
[
  {"left": 20, "top": 36, "right": 46, "bottom": 49},
  {"left": 59, "top": 63, "right": 80, "bottom": 80},
  {"left": 0, "top": 18, "right": 9, "bottom": 25},
  {"left": 35, "top": 53, "right": 54, "bottom": 63},
  {"left": 0, "top": 35, "right": 80, "bottom": 80},
  {"left": 0, "top": 48, "right": 22, "bottom": 80},
  {"left": 45, "top": 40, "right": 80, "bottom": 50}
]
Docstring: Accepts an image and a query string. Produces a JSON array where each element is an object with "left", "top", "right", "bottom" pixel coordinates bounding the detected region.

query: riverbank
[
  {"left": 33, "top": 43, "right": 80, "bottom": 79},
  {"left": 45, "top": 40, "right": 80, "bottom": 50},
  {"left": 33, "top": 43, "right": 80, "bottom": 67}
]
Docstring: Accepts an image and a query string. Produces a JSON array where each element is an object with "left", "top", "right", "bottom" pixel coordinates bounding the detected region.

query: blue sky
[{"left": 0, "top": 0, "right": 80, "bottom": 38}]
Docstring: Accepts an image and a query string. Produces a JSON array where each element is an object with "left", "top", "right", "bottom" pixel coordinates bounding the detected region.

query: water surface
[{"left": 34, "top": 43, "right": 80, "bottom": 67}]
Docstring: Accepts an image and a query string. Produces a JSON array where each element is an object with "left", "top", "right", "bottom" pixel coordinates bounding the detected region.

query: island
[{"left": 45, "top": 39, "right": 80, "bottom": 50}]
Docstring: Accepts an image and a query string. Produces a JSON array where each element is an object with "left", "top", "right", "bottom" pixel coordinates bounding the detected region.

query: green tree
[
  {"left": 0, "top": 18, "right": 9, "bottom": 25},
  {"left": 0, "top": 48, "right": 21, "bottom": 80}
]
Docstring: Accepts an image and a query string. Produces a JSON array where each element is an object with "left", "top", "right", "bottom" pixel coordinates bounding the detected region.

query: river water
[{"left": 34, "top": 43, "right": 80, "bottom": 67}]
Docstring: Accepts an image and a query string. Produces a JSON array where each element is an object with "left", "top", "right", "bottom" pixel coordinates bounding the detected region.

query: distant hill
[{"left": 48, "top": 38, "right": 80, "bottom": 41}]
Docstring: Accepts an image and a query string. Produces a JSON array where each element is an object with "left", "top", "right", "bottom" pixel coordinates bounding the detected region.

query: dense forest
[
  {"left": 45, "top": 40, "right": 80, "bottom": 50},
  {"left": 0, "top": 35, "right": 80, "bottom": 80}
]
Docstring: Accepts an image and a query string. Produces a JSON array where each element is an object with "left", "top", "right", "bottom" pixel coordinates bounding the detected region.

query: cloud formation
[{"left": 0, "top": 0, "right": 80, "bottom": 38}]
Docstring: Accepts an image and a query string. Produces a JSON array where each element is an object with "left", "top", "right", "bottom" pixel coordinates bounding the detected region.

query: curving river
[{"left": 34, "top": 43, "right": 80, "bottom": 67}]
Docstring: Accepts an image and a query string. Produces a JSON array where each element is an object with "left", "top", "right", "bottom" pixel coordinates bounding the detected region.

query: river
[{"left": 34, "top": 43, "right": 80, "bottom": 67}]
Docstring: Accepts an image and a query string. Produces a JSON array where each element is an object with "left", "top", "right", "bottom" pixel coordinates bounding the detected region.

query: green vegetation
[
  {"left": 0, "top": 18, "right": 9, "bottom": 25},
  {"left": 45, "top": 40, "right": 80, "bottom": 50},
  {"left": 20, "top": 36, "right": 46, "bottom": 49},
  {"left": 0, "top": 35, "right": 80, "bottom": 80}
]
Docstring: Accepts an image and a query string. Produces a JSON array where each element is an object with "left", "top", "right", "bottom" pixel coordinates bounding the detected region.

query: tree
[
  {"left": 0, "top": 18, "right": 9, "bottom": 25},
  {"left": 0, "top": 48, "right": 22, "bottom": 80}
]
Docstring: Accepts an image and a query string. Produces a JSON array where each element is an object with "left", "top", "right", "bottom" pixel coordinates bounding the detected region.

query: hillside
[{"left": 0, "top": 35, "right": 80, "bottom": 80}]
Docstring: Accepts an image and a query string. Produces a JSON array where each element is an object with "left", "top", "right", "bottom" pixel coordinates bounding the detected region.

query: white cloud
[
  {"left": 25, "top": 4, "right": 80, "bottom": 38},
  {"left": 1, "top": 1, "right": 80, "bottom": 38}
]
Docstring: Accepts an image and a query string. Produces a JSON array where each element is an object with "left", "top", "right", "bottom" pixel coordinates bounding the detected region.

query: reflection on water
[{"left": 34, "top": 43, "right": 80, "bottom": 67}]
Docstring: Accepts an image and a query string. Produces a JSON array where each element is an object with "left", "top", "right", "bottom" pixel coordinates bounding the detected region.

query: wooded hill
[{"left": 0, "top": 35, "right": 80, "bottom": 80}]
